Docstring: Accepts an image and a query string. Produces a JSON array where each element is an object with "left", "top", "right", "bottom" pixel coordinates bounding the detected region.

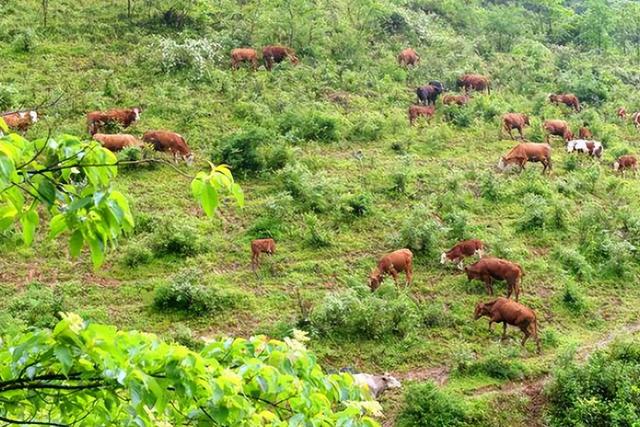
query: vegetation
[{"left": 3, "top": 0, "right": 640, "bottom": 425}]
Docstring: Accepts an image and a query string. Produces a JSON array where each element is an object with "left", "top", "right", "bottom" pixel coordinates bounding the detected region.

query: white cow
[
  {"left": 353, "top": 373, "right": 402, "bottom": 398},
  {"left": 567, "top": 139, "right": 603, "bottom": 158}
]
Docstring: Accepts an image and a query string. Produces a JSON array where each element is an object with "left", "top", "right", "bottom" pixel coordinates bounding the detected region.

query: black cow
[{"left": 416, "top": 81, "right": 444, "bottom": 106}]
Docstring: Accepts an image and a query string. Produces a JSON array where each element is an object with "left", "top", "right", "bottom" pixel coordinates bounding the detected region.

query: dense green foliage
[{"left": 4, "top": 0, "right": 640, "bottom": 425}]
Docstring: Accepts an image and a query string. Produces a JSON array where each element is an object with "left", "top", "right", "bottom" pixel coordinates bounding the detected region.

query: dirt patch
[{"left": 394, "top": 365, "right": 450, "bottom": 386}]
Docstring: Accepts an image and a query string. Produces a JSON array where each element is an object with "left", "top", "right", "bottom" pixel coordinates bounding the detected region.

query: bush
[
  {"left": 168, "top": 323, "right": 202, "bottom": 350},
  {"left": 8, "top": 283, "right": 64, "bottom": 328},
  {"left": 397, "top": 206, "right": 443, "bottom": 259},
  {"left": 247, "top": 215, "right": 286, "bottom": 240},
  {"left": 443, "top": 105, "right": 473, "bottom": 128},
  {"left": 553, "top": 247, "right": 593, "bottom": 281},
  {"left": 561, "top": 281, "right": 587, "bottom": 313},
  {"left": 153, "top": 269, "right": 231, "bottom": 315},
  {"left": 279, "top": 111, "right": 340, "bottom": 143},
  {"left": 156, "top": 37, "right": 223, "bottom": 78},
  {"left": 516, "top": 194, "right": 548, "bottom": 232},
  {"left": 151, "top": 220, "right": 206, "bottom": 257},
  {"left": 0, "top": 85, "right": 16, "bottom": 110},
  {"left": 121, "top": 242, "right": 153, "bottom": 267},
  {"left": 391, "top": 172, "right": 410, "bottom": 194},
  {"left": 547, "top": 339, "right": 640, "bottom": 426},
  {"left": 262, "top": 144, "right": 293, "bottom": 171},
  {"left": 342, "top": 192, "right": 372, "bottom": 217},
  {"left": 303, "top": 214, "right": 331, "bottom": 248},
  {"left": 279, "top": 163, "right": 336, "bottom": 213},
  {"left": 12, "top": 29, "right": 36, "bottom": 52},
  {"left": 455, "top": 352, "right": 528, "bottom": 380},
  {"left": 216, "top": 127, "right": 269, "bottom": 177},
  {"left": 310, "top": 289, "right": 421, "bottom": 339},
  {"left": 479, "top": 172, "right": 502, "bottom": 201},
  {"left": 397, "top": 382, "right": 467, "bottom": 427}
]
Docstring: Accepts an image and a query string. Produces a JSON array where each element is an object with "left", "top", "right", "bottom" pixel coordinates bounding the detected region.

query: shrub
[
  {"left": 12, "top": 29, "right": 36, "bottom": 52},
  {"left": 443, "top": 211, "right": 469, "bottom": 241},
  {"left": 279, "top": 111, "right": 340, "bottom": 143},
  {"left": 247, "top": 215, "right": 286, "bottom": 240},
  {"left": 0, "top": 85, "right": 16, "bottom": 110},
  {"left": 153, "top": 269, "right": 231, "bottom": 315},
  {"left": 479, "top": 172, "right": 502, "bottom": 201},
  {"left": 168, "top": 323, "right": 202, "bottom": 350},
  {"left": 303, "top": 214, "right": 331, "bottom": 248},
  {"left": 391, "top": 172, "right": 409, "bottom": 194},
  {"left": 397, "top": 382, "right": 467, "bottom": 427},
  {"left": 456, "top": 352, "right": 528, "bottom": 380},
  {"left": 121, "top": 242, "right": 153, "bottom": 267},
  {"left": 151, "top": 220, "right": 206, "bottom": 257},
  {"left": 561, "top": 281, "right": 587, "bottom": 313},
  {"left": 348, "top": 112, "right": 386, "bottom": 142},
  {"left": 516, "top": 194, "right": 548, "bottom": 232},
  {"left": 279, "top": 163, "right": 335, "bottom": 213},
  {"left": 216, "top": 127, "right": 269, "bottom": 176},
  {"left": 342, "top": 192, "right": 372, "bottom": 217},
  {"left": 443, "top": 105, "right": 473, "bottom": 127},
  {"left": 262, "top": 144, "right": 293, "bottom": 171},
  {"left": 8, "top": 283, "right": 64, "bottom": 328},
  {"left": 397, "top": 206, "right": 443, "bottom": 259},
  {"left": 546, "top": 339, "right": 640, "bottom": 426},
  {"left": 553, "top": 247, "right": 593, "bottom": 281},
  {"left": 310, "top": 289, "right": 421, "bottom": 339},
  {"left": 156, "top": 37, "right": 223, "bottom": 78}
]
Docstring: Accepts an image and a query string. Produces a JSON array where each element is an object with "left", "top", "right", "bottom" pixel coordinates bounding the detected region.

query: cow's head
[
  {"left": 368, "top": 269, "right": 382, "bottom": 292},
  {"left": 523, "top": 115, "right": 530, "bottom": 126},
  {"left": 474, "top": 302, "right": 489, "bottom": 320},
  {"left": 381, "top": 374, "right": 402, "bottom": 390},
  {"left": 29, "top": 111, "right": 39, "bottom": 123},
  {"left": 549, "top": 94, "right": 557, "bottom": 102},
  {"left": 132, "top": 107, "right": 142, "bottom": 121},
  {"left": 289, "top": 54, "right": 299, "bottom": 65},
  {"left": 497, "top": 157, "right": 507, "bottom": 171},
  {"left": 614, "top": 161, "right": 620, "bottom": 171},
  {"left": 564, "top": 130, "right": 574, "bottom": 141},
  {"left": 440, "top": 252, "right": 449, "bottom": 265},
  {"left": 184, "top": 152, "right": 195, "bottom": 167}
]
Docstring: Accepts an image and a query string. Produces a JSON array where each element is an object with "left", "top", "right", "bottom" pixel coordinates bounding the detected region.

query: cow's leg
[
  {"left": 507, "top": 127, "right": 515, "bottom": 140},
  {"left": 484, "top": 278, "right": 493, "bottom": 296},
  {"left": 456, "top": 259, "right": 464, "bottom": 271},
  {"left": 520, "top": 326, "right": 530, "bottom": 347},
  {"left": 251, "top": 253, "right": 259, "bottom": 273},
  {"left": 518, "top": 127, "right": 524, "bottom": 140},
  {"left": 405, "top": 263, "right": 413, "bottom": 286},
  {"left": 502, "top": 322, "right": 508, "bottom": 341},
  {"left": 389, "top": 268, "right": 399, "bottom": 286}
]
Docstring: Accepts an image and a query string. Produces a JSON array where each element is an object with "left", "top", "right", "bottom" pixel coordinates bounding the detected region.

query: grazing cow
[
  {"left": 543, "top": 119, "right": 573, "bottom": 143},
  {"left": 250, "top": 238, "right": 276, "bottom": 273},
  {"left": 566, "top": 139, "right": 603, "bottom": 159},
  {"left": 416, "top": 81, "right": 444, "bottom": 106},
  {"left": 457, "top": 74, "right": 490, "bottom": 94},
  {"left": 618, "top": 107, "right": 627, "bottom": 119},
  {"left": 262, "top": 45, "right": 298, "bottom": 71},
  {"left": 502, "top": 113, "right": 529, "bottom": 140},
  {"left": 353, "top": 373, "right": 402, "bottom": 399},
  {"left": 441, "top": 239, "right": 485, "bottom": 270},
  {"left": 408, "top": 105, "right": 435, "bottom": 126},
  {"left": 231, "top": 48, "right": 258, "bottom": 70},
  {"left": 442, "top": 94, "right": 470, "bottom": 106},
  {"left": 498, "top": 142, "right": 552, "bottom": 174},
  {"left": 465, "top": 258, "right": 524, "bottom": 301},
  {"left": 93, "top": 133, "right": 143, "bottom": 152},
  {"left": 633, "top": 112, "right": 640, "bottom": 129},
  {"left": 142, "top": 130, "right": 193, "bottom": 164},
  {"left": 369, "top": 249, "right": 413, "bottom": 291},
  {"left": 578, "top": 126, "right": 593, "bottom": 139},
  {"left": 1, "top": 111, "right": 38, "bottom": 132},
  {"left": 474, "top": 297, "right": 541, "bottom": 353},
  {"left": 87, "top": 108, "right": 141, "bottom": 135},
  {"left": 549, "top": 93, "right": 580, "bottom": 112},
  {"left": 614, "top": 155, "right": 638, "bottom": 175},
  {"left": 397, "top": 48, "right": 420, "bottom": 67}
]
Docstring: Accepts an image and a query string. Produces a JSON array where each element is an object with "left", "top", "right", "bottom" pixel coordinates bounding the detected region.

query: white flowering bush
[{"left": 156, "top": 37, "right": 224, "bottom": 79}]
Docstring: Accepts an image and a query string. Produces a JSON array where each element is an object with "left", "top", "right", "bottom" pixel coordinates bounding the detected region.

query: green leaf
[
  {"left": 0, "top": 117, "right": 8, "bottom": 133},
  {"left": 201, "top": 181, "right": 219, "bottom": 217},
  {"left": 49, "top": 214, "right": 68, "bottom": 238},
  {"left": 21, "top": 209, "right": 39, "bottom": 245},
  {"left": 53, "top": 346, "right": 73, "bottom": 375},
  {"left": 69, "top": 230, "right": 83, "bottom": 257},
  {"left": 88, "top": 236, "right": 105, "bottom": 268}
]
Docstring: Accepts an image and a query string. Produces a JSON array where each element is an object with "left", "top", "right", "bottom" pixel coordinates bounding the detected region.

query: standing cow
[
  {"left": 142, "top": 130, "right": 193, "bottom": 164},
  {"left": 614, "top": 155, "right": 638, "bottom": 175},
  {"left": 262, "top": 45, "right": 298, "bottom": 71},
  {"left": 369, "top": 249, "right": 413, "bottom": 291},
  {"left": 416, "top": 81, "right": 444, "bottom": 106},
  {"left": 93, "top": 133, "right": 143, "bottom": 152},
  {"left": 251, "top": 238, "right": 276, "bottom": 273},
  {"left": 543, "top": 120, "right": 573, "bottom": 143},
  {"left": 501, "top": 113, "right": 529, "bottom": 140},
  {"left": 566, "top": 139, "right": 603, "bottom": 159},
  {"left": 441, "top": 239, "right": 485, "bottom": 270},
  {"left": 408, "top": 105, "right": 435, "bottom": 126},
  {"left": 465, "top": 257, "right": 524, "bottom": 301},
  {"left": 231, "top": 48, "right": 258, "bottom": 70},
  {"left": 397, "top": 48, "right": 420, "bottom": 67},
  {"left": 457, "top": 74, "right": 490, "bottom": 94},
  {"left": 549, "top": 94, "right": 580, "bottom": 112},
  {"left": 498, "top": 142, "right": 552, "bottom": 174},
  {"left": 86, "top": 108, "right": 141, "bottom": 135},
  {"left": 474, "top": 297, "right": 541, "bottom": 353}
]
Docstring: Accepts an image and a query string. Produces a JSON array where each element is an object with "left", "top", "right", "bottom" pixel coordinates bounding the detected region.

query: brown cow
[
  {"left": 231, "top": 48, "right": 258, "bottom": 70},
  {"left": 397, "top": 48, "right": 420, "bottom": 67},
  {"left": 543, "top": 119, "right": 573, "bottom": 143},
  {"left": 457, "top": 74, "right": 490, "bottom": 94},
  {"left": 498, "top": 142, "right": 552, "bottom": 174},
  {"left": 614, "top": 155, "right": 638, "bottom": 175},
  {"left": 262, "top": 45, "right": 299, "bottom": 71},
  {"left": 633, "top": 112, "right": 640, "bottom": 129},
  {"left": 408, "top": 105, "right": 435, "bottom": 126},
  {"left": 251, "top": 238, "right": 276, "bottom": 273},
  {"left": 578, "top": 126, "right": 593, "bottom": 139},
  {"left": 142, "top": 130, "right": 193, "bottom": 165},
  {"left": 1, "top": 110, "right": 38, "bottom": 132},
  {"left": 442, "top": 94, "right": 470, "bottom": 106},
  {"left": 441, "top": 239, "right": 485, "bottom": 270},
  {"left": 618, "top": 107, "right": 627, "bottom": 119},
  {"left": 474, "top": 297, "right": 541, "bottom": 353},
  {"left": 549, "top": 93, "right": 580, "bottom": 112},
  {"left": 87, "top": 108, "right": 141, "bottom": 135},
  {"left": 502, "top": 113, "right": 529, "bottom": 140},
  {"left": 369, "top": 249, "right": 413, "bottom": 291},
  {"left": 465, "top": 258, "right": 524, "bottom": 301},
  {"left": 93, "top": 133, "right": 143, "bottom": 152}
]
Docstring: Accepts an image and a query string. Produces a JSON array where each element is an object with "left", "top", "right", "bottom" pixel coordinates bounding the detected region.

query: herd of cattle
[{"left": 3, "top": 44, "right": 640, "bottom": 397}]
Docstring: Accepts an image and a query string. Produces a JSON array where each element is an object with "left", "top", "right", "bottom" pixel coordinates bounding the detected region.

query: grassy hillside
[{"left": 3, "top": 0, "right": 640, "bottom": 425}]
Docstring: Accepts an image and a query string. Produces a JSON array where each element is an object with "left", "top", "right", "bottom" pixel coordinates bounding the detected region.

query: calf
[
  {"left": 353, "top": 373, "right": 401, "bottom": 399},
  {"left": 618, "top": 107, "right": 627, "bottom": 119},
  {"left": 614, "top": 155, "right": 637, "bottom": 175},
  {"left": 408, "top": 105, "right": 435, "bottom": 126},
  {"left": 397, "top": 48, "right": 420, "bottom": 67},
  {"left": 501, "top": 113, "right": 529, "bottom": 140},
  {"left": 93, "top": 133, "right": 143, "bottom": 152},
  {"left": 416, "top": 81, "right": 444, "bottom": 106},
  {"left": 442, "top": 94, "right": 469, "bottom": 106},
  {"left": 251, "top": 238, "right": 276, "bottom": 273},
  {"left": 578, "top": 126, "right": 593, "bottom": 139},
  {"left": 457, "top": 74, "right": 490, "bottom": 94},
  {"left": 498, "top": 142, "right": 552, "bottom": 174},
  {"left": 441, "top": 239, "right": 485, "bottom": 270},
  {"left": 464, "top": 257, "right": 523, "bottom": 301},
  {"left": 262, "top": 45, "right": 298, "bottom": 71},
  {"left": 369, "top": 249, "right": 413, "bottom": 291},
  {"left": 543, "top": 119, "right": 573, "bottom": 143},
  {"left": 474, "top": 297, "right": 541, "bottom": 353},
  {"left": 142, "top": 130, "right": 193, "bottom": 165},
  {"left": 231, "top": 48, "right": 258, "bottom": 70},
  {"left": 87, "top": 108, "right": 141, "bottom": 135},
  {"left": 1, "top": 110, "right": 38, "bottom": 132},
  {"left": 566, "top": 139, "right": 603, "bottom": 159},
  {"left": 549, "top": 93, "right": 580, "bottom": 112}
]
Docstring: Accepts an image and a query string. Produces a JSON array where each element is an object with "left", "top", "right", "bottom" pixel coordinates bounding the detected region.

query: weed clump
[
  {"left": 8, "top": 283, "right": 64, "bottom": 328},
  {"left": 151, "top": 220, "right": 206, "bottom": 257},
  {"left": 153, "top": 269, "right": 233, "bottom": 315},
  {"left": 397, "top": 381, "right": 467, "bottom": 427}
]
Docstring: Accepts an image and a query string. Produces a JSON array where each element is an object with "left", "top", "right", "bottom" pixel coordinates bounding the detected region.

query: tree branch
[{"left": 0, "top": 415, "right": 68, "bottom": 427}]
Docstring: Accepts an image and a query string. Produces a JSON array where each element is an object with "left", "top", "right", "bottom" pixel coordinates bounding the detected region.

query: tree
[
  {"left": 579, "top": 0, "right": 613, "bottom": 51},
  {"left": 0, "top": 120, "right": 243, "bottom": 268},
  {"left": 0, "top": 313, "right": 381, "bottom": 426}
]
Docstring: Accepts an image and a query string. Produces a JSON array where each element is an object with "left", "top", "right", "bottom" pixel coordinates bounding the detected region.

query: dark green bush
[
  {"left": 303, "top": 214, "right": 331, "bottom": 248},
  {"left": 397, "top": 382, "right": 467, "bottom": 427},
  {"left": 397, "top": 206, "right": 443, "bottom": 259},
  {"left": 8, "top": 283, "right": 64, "bottom": 328},
  {"left": 151, "top": 220, "right": 206, "bottom": 257},
  {"left": 279, "top": 163, "right": 335, "bottom": 213},
  {"left": 247, "top": 215, "right": 286, "bottom": 240},
  {"left": 516, "top": 194, "right": 548, "bottom": 232},
  {"left": 554, "top": 248, "right": 593, "bottom": 281},
  {"left": 342, "top": 192, "right": 372, "bottom": 217},
  {"left": 216, "top": 127, "right": 270, "bottom": 176},
  {"left": 12, "top": 29, "right": 36, "bottom": 52},
  {"left": 279, "top": 111, "right": 339, "bottom": 143},
  {"left": 122, "top": 243, "right": 153, "bottom": 267},
  {"left": 456, "top": 353, "right": 528, "bottom": 380},
  {"left": 153, "top": 269, "right": 231, "bottom": 315},
  {"left": 561, "top": 281, "right": 587, "bottom": 313}
]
